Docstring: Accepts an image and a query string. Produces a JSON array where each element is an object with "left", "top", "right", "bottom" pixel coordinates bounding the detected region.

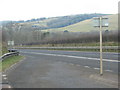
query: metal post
[{"left": 100, "top": 17, "right": 103, "bottom": 76}]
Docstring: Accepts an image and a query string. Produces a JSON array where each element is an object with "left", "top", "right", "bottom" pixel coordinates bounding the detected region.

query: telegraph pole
[
  {"left": 93, "top": 17, "right": 108, "bottom": 76},
  {"left": 99, "top": 17, "right": 103, "bottom": 75}
]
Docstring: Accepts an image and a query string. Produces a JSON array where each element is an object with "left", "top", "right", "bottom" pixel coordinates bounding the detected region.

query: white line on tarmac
[
  {"left": 22, "top": 51, "right": 115, "bottom": 73},
  {"left": 94, "top": 68, "right": 100, "bottom": 70},
  {"left": 3, "top": 77, "right": 7, "bottom": 80},
  {"left": 105, "top": 70, "right": 113, "bottom": 72},
  {"left": 8, "top": 86, "right": 11, "bottom": 88},
  {"left": 84, "top": 66, "right": 90, "bottom": 68},
  {"left": 21, "top": 51, "right": 119, "bottom": 63},
  {"left": 2, "top": 74, "right": 7, "bottom": 77}
]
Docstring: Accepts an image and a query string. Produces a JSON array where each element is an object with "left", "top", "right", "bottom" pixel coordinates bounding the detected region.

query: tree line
[{"left": 2, "top": 22, "right": 118, "bottom": 46}]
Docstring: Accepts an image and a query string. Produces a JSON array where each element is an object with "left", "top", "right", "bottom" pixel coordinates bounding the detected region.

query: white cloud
[{"left": 0, "top": 0, "right": 119, "bottom": 21}]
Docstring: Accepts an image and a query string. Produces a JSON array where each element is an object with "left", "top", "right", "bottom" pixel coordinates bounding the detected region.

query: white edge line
[{"left": 22, "top": 52, "right": 119, "bottom": 63}]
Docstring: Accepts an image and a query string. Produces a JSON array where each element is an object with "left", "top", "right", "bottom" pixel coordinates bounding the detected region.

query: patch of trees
[
  {"left": 46, "top": 13, "right": 109, "bottom": 29},
  {"left": 9, "top": 30, "right": 118, "bottom": 46},
  {"left": 2, "top": 21, "right": 118, "bottom": 46},
  {"left": 9, "top": 13, "right": 110, "bottom": 31},
  {"left": 38, "top": 30, "right": 118, "bottom": 45}
]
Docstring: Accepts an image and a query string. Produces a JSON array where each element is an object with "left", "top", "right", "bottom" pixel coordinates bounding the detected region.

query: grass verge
[
  {"left": 20, "top": 42, "right": 118, "bottom": 47},
  {"left": 0, "top": 55, "right": 24, "bottom": 72},
  {"left": 38, "top": 48, "right": 119, "bottom": 53}
]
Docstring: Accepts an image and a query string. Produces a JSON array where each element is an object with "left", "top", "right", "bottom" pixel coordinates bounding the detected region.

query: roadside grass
[
  {"left": 0, "top": 55, "right": 24, "bottom": 72},
  {"left": 20, "top": 42, "right": 118, "bottom": 47},
  {"left": 34, "top": 48, "right": 119, "bottom": 53},
  {"left": 16, "top": 42, "right": 119, "bottom": 53}
]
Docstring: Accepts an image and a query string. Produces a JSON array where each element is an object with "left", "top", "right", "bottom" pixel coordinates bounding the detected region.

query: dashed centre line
[
  {"left": 84, "top": 66, "right": 90, "bottom": 68},
  {"left": 3, "top": 77, "right": 7, "bottom": 80},
  {"left": 2, "top": 74, "right": 7, "bottom": 77},
  {"left": 94, "top": 68, "right": 100, "bottom": 70}
]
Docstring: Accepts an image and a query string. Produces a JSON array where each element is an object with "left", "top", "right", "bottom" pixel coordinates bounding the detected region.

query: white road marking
[
  {"left": 3, "top": 77, "right": 7, "bottom": 80},
  {"left": 94, "top": 68, "right": 100, "bottom": 70},
  {"left": 18, "top": 51, "right": 117, "bottom": 73},
  {"left": 8, "top": 86, "right": 11, "bottom": 88},
  {"left": 84, "top": 66, "right": 90, "bottom": 68},
  {"left": 2, "top": 74, "right": 6, "bottom": 77},
  {"left": 21, "top": 51, "right": 119, "bottom": 63},
  {"left": 105, "top": 70, "right": 113, "bottom": 72}
]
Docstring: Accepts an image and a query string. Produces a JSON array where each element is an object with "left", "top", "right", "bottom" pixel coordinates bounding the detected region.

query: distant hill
[
  {"left": 0, "top": 21, "right": 12, "bottom": 25},
  {"left": 43, "top": 14, "right": 118, "bottom": 32},
  {"left": 16, "top": 13, "right": 109, "bottom": 30}
]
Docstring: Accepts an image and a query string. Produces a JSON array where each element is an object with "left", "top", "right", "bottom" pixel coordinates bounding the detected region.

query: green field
[{"left": 42, "top": 14, "right": 118, "bottom": 32}]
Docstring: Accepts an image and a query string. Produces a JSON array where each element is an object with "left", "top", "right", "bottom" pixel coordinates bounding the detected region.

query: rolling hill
[
  {"left": 42, "top": 14, "right": 118, "bottom": 32},
  {"left": 16, "top": 13, "right": 108, "bottom": 31}
]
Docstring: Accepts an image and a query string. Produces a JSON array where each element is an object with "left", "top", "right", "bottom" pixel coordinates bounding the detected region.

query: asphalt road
[
  {"left": 5, "top": 49, "right": 119, "bottom": 88},
  {"left": 19, "top": 49, "right": 119, "bottom": 73}
]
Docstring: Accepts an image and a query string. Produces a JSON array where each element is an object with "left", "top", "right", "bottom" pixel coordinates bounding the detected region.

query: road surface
[
  {"left": 4, "top": 49, "right": 119, "bottom": 88},
  {"left": 19, "top": 49, "right": 119, "bottom": 73}
]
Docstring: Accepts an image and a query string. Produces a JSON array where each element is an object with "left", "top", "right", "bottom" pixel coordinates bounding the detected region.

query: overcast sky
[{"left": 0, "top": 0, "right": 119, "bottom": 21}]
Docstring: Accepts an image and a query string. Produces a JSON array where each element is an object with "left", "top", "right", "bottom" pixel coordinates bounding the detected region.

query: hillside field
[{"left": 42, "top": 14, "right": 118, "bottom": 32}]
